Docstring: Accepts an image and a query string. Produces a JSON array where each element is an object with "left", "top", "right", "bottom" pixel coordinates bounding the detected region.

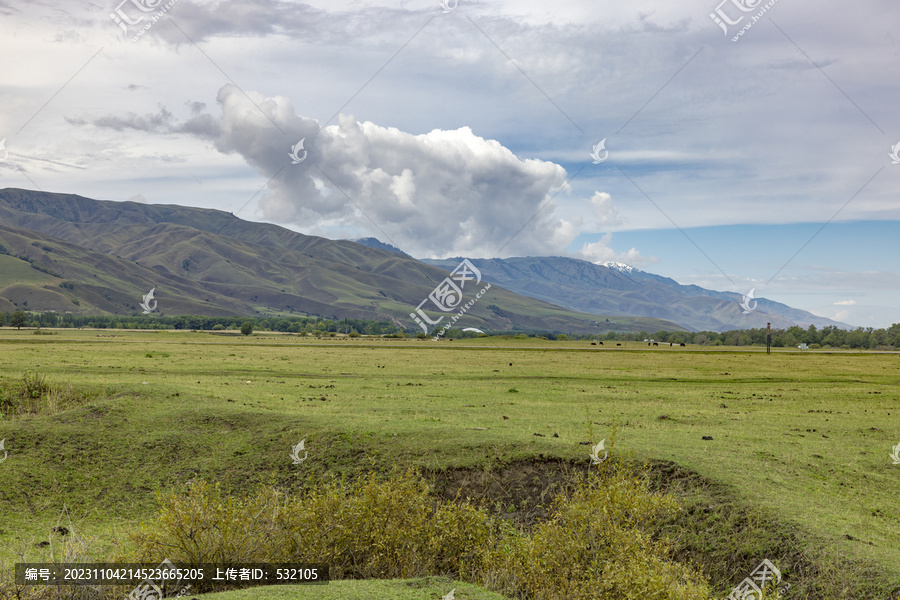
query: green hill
[{"left": 0, "top": 188, "right": 684, "bottom": 334}]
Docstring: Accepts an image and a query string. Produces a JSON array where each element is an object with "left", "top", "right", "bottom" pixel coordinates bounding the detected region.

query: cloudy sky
[{"left": 1, "top": 0, "right": 898, "bottom": 327}]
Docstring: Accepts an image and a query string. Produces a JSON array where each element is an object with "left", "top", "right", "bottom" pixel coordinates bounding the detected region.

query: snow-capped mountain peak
[{"left": 600, "top": 261, "right": 636, "bottom": 274}]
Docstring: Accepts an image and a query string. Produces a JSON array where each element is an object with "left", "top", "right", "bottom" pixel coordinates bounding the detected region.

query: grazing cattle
[
  {"left": 680, "top": 342, "right": 686, "bottom": 347},
  {"left": 616, "top": 343, "right": 621, "bottom": 346},
  {"left": 653, "top": 342, "right": 658, "bottom": 346},
  {"left": 598, "top": 341, "right": 603, "bottom": 345},
  {"left": 591, "top": 342, "right": 597, "bottom": 345},
  {"left": 670, "top": 343, "right": 673, "bottom": 347},
  {"left": 647, "top": 342, "right": 651, "bottom": 346}
]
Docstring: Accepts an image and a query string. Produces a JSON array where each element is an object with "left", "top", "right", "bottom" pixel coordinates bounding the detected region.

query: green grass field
[{"left": 0, "top": 329, "right": 898, "bottom": 599}]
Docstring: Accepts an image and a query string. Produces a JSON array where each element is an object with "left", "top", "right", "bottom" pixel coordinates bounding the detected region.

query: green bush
[
  {"left": 492, "top": 462, "right": 712, "bottom": 600},
  {"left": 240, "top": 321, "right": 254, "bottom": 336},
  {"left": 23, "top": 371, "right": 50, "bottom": 399},
  {"left": 123, "top": 465, "right": 712, "bottom": 599},
  {"left": 0, "top": 372, "right": 86, "bottom": 419}
]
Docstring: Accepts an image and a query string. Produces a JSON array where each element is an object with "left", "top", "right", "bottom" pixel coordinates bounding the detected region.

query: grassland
[{"left": 0, "top": 329, "right": 898, "bottom": 598}]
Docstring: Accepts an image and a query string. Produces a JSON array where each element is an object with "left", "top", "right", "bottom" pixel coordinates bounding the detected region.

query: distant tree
[
  {"left": 240, "top": 321, "right": 254, "bottom": 336},
  {"left": 10, "top": 310, "right": 27, "bottom": 329},
  {"left": 0, "top": 313, "right": 5, "bottom": 326},
  {"left": 822, "top": 332, "right": 839, "bottom": 347}
]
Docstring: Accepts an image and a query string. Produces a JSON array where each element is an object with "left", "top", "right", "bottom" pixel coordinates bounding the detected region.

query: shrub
[
  {"left": 491, "top": 461, "right": 712, "bottom": 600},
  {"left": 123, "top": 465, "right": 712, "bottom": 599},
  {"left": 0, "top": 372, "right": 87, "bottom": 418},
  {"left": 240, "top": 321, "right": 254, "bottom": 336},
  {"left": 23, "top": 371, "right": 51, "bottom": 399}
]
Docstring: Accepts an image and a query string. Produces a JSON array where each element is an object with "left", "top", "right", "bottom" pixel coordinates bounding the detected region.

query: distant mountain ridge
[
  {"left": 0, "top": 188, "right": 683, "bottom": 335},
  {"left": 421, "top": 256, "right": 851, "bottom": 332},
  {"left": 351, "top": 237, "right": 411, "bottom": 257}
]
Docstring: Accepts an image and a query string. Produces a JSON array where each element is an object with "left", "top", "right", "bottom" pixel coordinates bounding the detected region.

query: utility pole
[{"left": 766, "top": 322, "right": 771, "bottom": 355}]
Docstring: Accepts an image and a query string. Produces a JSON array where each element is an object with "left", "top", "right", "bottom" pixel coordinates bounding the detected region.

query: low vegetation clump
[
  {"left": 0, "top": 372, "right": 83, "bottom": 419},
  {"left": 104, "top": 463, "right": 710, "bottom": 599},
  {"left": 494, "top": 464, "right": 710, "bottom": 599},
  {"left": 1, "top": 463, "right": 712, "bottom": 599}
]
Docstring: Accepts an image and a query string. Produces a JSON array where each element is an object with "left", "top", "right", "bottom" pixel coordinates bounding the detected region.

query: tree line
[
  {"left": 2, "top": 310, "right": 898, "bottom": 349},
  {"left": 587, "top": 323, "right": 900, "bottom": 350},
  {"left": 0, "top": 311, "right": 403, "bottom": 336}
]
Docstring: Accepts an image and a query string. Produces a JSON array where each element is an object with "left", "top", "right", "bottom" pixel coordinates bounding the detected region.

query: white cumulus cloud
[
  {"left": 575, "top": 233, "right": 656, "bottom": 267},
  {"left": 122, "top": 84, "right": 586, "bottom": 259}
]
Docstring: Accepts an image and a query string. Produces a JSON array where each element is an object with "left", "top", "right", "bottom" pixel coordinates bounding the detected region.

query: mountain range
[
  {"left": 0, "top": 188, "right": 849, "bottom": 333},
  {"left": 419, "top": 256, "right": 851, "bottom": 332},
  {"left": 0, "top": 188, "right": 679, "bottom": 335}
]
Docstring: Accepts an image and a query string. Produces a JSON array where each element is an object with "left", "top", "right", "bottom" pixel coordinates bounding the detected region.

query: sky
[{"left": 0, "top": 0, "right": 898, "bottom": 327}]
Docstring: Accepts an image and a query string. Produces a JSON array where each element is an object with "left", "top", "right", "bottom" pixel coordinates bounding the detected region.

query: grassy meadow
[{"left": 0, "top": 329, "right": 898, "bottom": 599}]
